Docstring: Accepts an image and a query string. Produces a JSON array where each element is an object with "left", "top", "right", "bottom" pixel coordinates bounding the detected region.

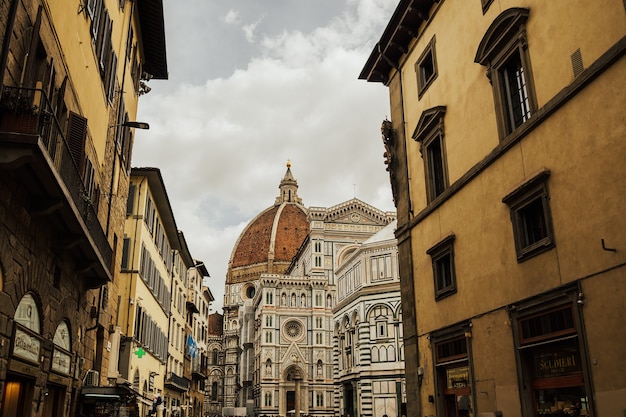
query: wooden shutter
[
  {"left": 55, "top": 75, "right": 67, "bottom": 115},
  {"left": 90, "top": 0, "right": 102, "bottom": 40},
  {"left": 23, "top": 6, "right": 43, "bottom": 87},
  {"left": 98, "top": 12, "right": 112, "bottom": 75},
  {"left": 106, "top": 50, "right": 117, "bottom": 103},
  {"left": 126, "top": 184, "right": 135, "bottom": 215},
  {"left": 67, "top": 112, "right": 87, "bottom": 171}
]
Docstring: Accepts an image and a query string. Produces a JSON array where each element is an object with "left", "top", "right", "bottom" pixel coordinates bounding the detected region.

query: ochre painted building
[{"left": 361, "top": 1, "right": 626, "bottom": 417}]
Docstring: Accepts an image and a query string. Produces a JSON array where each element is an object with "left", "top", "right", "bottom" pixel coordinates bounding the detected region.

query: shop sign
[
  {"left": 446, "top": 366, "right": 469, "bottom": 389},
  {"left": 13, "top": 327, "right": 41, "bottom": 364},
  {"left": 52, "top": 348, "right": 72, "bottom": 375},
  {"left": 534, "top": 348, "right": 581, "bottom": 378}
]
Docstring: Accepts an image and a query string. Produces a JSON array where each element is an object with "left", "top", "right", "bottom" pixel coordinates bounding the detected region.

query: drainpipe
[{"left": 106, "top": 0, "right": 136, "bottom": 234}]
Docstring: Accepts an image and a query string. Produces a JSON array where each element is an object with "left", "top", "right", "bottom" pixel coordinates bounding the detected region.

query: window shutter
[
  {"left": 98, "top": 11, "right": 112, "bottom": 75},
  {"left": 67, "top": 112, "right": 88, "bottom": 171},
  {"left": 126, "top": 184, "right": 136, "bottom": 216},
  {"left": 121, "top": 237, "right": 130, "bottom": 269},
  {"left": 55, "top": 75, "right": 67, "bottom": 115},
  {"left": 90, "top": 0, "right": 102, "bottom": 40},
  {"left": 106, "top": 51, "right": 117, "bottom": 103},
  {"left": 23, "top": 6, "right": 43, "bottom": 87}
]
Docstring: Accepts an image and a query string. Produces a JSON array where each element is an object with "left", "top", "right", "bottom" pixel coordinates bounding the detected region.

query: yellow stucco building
[{"left": 361, "top": 1, "right": 626, "bottom": 417}]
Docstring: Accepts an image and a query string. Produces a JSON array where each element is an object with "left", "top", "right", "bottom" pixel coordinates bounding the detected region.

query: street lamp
[
  {"left": 122, "top": 120, "right": 150, "bottom": 129},
  {"left": 110, "top": 120, "right": 150, "bottom": 130}
]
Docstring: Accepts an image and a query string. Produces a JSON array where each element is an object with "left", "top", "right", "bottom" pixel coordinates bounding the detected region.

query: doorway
[
  {"left": 343, "top": 383, "right": 354, "bottom": 417},
  {"left": 1, "top": 379, "right": 33, "bottom": 417},
  {"left": 287, "top": 390, "right": 295, "bottom": 414}
]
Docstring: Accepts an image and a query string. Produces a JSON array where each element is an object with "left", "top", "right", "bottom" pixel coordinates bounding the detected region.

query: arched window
[
  {"left": 15, "top": 293, "right": 40, "bottom": 332},
  {"left": 372, "top": 346, "right": 380, "bottom": 363},
  {"left": 265, "top": 391, "right": 272, "bottom": 406},
  {"left": 52, "top": 320, "right": 72, "bottom": 374},
  {"left": 13, "top": 294, "right": 41, "bottom": 363},
  {"left": 212, "top": 348, "right": 219, "bottom": 365},
  {"left": 212, "top": 381, "right": 218, "bottom": 400}
]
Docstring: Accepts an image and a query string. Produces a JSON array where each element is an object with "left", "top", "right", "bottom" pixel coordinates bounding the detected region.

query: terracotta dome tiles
[{"left": 230, "top": 204, "right": 309, "bottom": 269}]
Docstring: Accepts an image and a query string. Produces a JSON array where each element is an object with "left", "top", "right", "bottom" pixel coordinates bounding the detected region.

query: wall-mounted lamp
[
  {"left": 123, "top": 121, "right": 150, "bottom": 129},
  {"left": 139, "top": 81, "right": 152, "bottom": 96},
  {"left": 110, "top": 121, "right": 150, "bottom": 130}
]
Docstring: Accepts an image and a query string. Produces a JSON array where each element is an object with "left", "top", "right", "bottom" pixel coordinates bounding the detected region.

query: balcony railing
[
  {"left": 165, "top": 372, "right": 190, "bottom": 392},
  {"left": 0, "top": 85, "right": 112, "bottom": 287},
  {"left": 192, "top": 358, "right": 208, "bottom": 379}
]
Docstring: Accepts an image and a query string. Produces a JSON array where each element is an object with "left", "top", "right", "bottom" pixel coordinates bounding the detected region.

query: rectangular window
[
  {"left": 354, "top": 263, "right": 362, "bottom": 287},
  {"left": 519, "top": 304, "right": 575, "bottom": 345},
  {"left": 121, "top": 237, "right": 130, "bottom": 270},
  {"left": 426, "top": 134, "right": 446, "bottom": 200},
  {"left": 426, "top": 234, "right": 457, "bottom": 300},
  {"left": 502, "top": 169, "right": 554, "bottom": 261},
  {"left": 415, "top": 36, "right": 438, "bottom": 98},
  {"left": 371, "top": 255, "right": 392, "bottom": 282},
  {"left": 413, "top": 106, "right": 448, "bottom": 203}
]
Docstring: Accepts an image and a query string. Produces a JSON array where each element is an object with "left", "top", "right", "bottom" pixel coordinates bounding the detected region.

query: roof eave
[
  {"left": 360, "top": 0, "right": 437, "bottom": 83},
  {"left": 137, "top": 0, "right": 168, "bottom": 80}
]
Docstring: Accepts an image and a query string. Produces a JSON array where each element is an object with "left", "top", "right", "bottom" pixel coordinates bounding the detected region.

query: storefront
[
  {"left": 433, "top": 325, "right": 473, "bottom": 417},
  {"left": 80, "top": 386, "right": 140, "bottom": 417},
  {"left": 511, "top": 287, "right": 593, "bottom": 417},
  {"left": 1, "top": 294, "right": 44, "bottom": 417}
]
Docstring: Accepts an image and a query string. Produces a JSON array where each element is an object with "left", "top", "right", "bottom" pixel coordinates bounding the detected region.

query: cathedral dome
[{"left": 226, "top": 163, "right": 309, "bottom": 285}]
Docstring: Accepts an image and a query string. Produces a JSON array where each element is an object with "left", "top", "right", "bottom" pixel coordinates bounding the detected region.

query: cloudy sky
[{"left": 133, "top": 0, "right": 398, "bottom": 313}]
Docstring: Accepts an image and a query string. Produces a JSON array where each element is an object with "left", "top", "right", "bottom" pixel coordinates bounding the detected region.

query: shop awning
[{"left": 80, "top": 385, "right": 137, "bottom": 403}]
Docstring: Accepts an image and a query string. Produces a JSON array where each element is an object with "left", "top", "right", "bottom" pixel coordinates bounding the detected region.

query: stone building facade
[
  {"left": 361, "top": 1, "right": 626, "bottom": 416},
  {"left": 0, "top": 1, "right": 166, "bottom": 416},
  {"left": 333, "top": 221, "right": 405, "bottom": 417}
]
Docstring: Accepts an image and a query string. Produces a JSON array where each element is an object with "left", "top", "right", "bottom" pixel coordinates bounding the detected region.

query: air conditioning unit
[{"left": 83, "top": 369, "right": 100, "bottom": 387}]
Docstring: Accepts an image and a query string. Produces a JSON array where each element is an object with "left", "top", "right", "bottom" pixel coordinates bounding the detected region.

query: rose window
[{"left": 285, "top": 321, "right": 302, "bottom": 339}]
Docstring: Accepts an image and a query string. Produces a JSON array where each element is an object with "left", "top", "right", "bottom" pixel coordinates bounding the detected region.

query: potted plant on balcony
[{"left": 0, "top": 88, "right": 39, "bottom": 134}]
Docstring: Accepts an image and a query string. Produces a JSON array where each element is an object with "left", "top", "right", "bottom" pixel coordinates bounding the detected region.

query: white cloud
[
  {"left": 242, "top": 14, "right": 266, "bottom": 43},
  {"left": 224, "top": 9, "right": 240, "bottom": 25},
  {"left": 135, "top": 0, "right": 398, "bottom": 312}
]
